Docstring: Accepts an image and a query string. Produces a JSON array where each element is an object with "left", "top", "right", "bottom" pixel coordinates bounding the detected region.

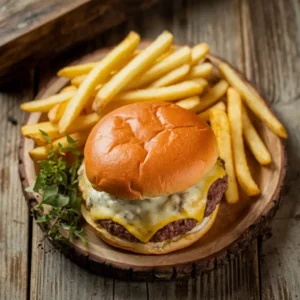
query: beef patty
[{"left": 98, "top": 175, "right": 228, "bottom": 243}]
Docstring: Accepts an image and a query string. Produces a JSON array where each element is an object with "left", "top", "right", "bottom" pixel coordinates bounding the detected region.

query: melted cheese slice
[{"left": 78, "top": 161, "right": 225, "bottom": 243}]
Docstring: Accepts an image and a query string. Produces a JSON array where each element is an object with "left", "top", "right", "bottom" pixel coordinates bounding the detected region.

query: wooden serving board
[
  {"left": 19, "top": 46, "right": 286, "bottom": 281},
  {"left": 0, "top": 0, "right": 157, "bottom": 82}
]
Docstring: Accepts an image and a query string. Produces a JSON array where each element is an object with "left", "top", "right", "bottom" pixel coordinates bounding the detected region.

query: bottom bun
[{"left": 81, "top": 205, "right": 219, "bottom": 255}]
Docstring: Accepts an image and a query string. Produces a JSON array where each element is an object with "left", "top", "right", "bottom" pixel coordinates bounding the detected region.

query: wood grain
[
  {"left": 1, "top": 0, "right": 297, "bottom": 298},
  {"left": 0, "top": 0, "right": 158, "bottom": 82},
  {"left": 241, "top": 0, "right": 300, "bottom": 298},
  {"left": 0, "top": 77, "right": 32, "bottom": 300}
]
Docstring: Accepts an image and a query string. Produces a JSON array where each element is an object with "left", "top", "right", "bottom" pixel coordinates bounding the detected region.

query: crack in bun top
[{"left": 84, "top": 102, "right": 218, "bottom": 200}]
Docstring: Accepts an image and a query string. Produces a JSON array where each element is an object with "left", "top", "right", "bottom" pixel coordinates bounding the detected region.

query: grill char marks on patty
[{"left": 98, "top": 175, "right": 228, "bottom": 243}]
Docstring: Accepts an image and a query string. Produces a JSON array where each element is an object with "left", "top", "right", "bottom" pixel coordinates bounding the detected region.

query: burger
[{"left": 79, "top": 102, "right": 227, "bottom": 254}]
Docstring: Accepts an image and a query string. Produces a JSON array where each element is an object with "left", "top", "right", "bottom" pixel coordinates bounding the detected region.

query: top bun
[{"left": 84, "top": 102, "right": 218, "bottom": 200}]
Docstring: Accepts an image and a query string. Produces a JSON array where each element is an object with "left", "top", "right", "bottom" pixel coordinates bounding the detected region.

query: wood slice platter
[{"left": 19, "top": 44, "right": 286, "bottom": 281}]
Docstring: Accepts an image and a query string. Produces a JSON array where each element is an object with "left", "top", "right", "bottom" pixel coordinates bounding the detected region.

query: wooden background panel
[
  {"left": 0, "top": 79, "right": 32, "bottom": 300},
  {"left": 241, "top": 0, "right": 300, "bottom": 299}
]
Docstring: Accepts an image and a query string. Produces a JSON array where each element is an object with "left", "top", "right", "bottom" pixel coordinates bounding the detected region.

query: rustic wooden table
[{"left": 1, "top": 0, "right": 299, "bottom": 299}]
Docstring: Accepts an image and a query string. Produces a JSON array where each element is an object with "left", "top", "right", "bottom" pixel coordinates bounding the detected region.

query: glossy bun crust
[
  {"left": 81, "top": 204, "right": 219, "bottom": 255},
  {"left": 84, "top": 102, "right": 218, "bottom": 200}
]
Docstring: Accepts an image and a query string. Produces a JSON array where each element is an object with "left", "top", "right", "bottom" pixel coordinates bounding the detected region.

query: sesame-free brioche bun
[
  {"left": 81, "top": 204, "right": 219, "bottom": 255},
  {"left": 84, "top": 102, "right": 218, "bottom": 200}
]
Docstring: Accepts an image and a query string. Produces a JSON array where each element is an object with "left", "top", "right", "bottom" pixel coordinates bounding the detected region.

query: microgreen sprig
[{"left": 26, "top": 130, "right": 87, "bottom": 245}]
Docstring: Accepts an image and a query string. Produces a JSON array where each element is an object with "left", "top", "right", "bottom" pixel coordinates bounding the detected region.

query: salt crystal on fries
[{"left": 227, "top": 88, "right": 260, "bottom": 196}]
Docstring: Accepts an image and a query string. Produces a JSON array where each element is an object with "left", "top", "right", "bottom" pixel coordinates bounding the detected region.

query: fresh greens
[{"left": 28, "top": 130, "right": 87, "bottom": 245}]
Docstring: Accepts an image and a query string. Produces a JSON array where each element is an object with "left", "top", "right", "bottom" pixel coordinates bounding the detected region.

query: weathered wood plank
[
  {"left": 147, "top": 242, "right": 260, "bottom": 300},
  {"left": 114, "top": 281, "right": 148, "bottom": 300},
  {"left": 30, "top": 225, "right": 114, "bottom": 300},
  {"left": 0, "top": 78, "right": 33, "bottom": 300},
  {"left": 241, "top": 0, "right": 300, "bottom": 298},
  {"left": 0, "top": 0, "right": 158, "bottom": 82}
]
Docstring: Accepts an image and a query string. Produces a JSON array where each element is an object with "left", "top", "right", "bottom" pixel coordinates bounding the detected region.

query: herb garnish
[{"left": 26, "top": 130, "right": 87, "bottom": 245}]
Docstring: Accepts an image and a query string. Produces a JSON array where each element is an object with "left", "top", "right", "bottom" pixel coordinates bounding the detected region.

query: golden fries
[
  {"left": 29, "top": 131, "right": 89, "bottom": 160},
  {"left": 210, "top": 109, "right": 239, "bottom": 203},
  {"left": 191, "top": 43, "right": 210, "bottom": 65},
  {"left": 59, "top": 85, "right": 77, "bottom": 93},
  {"left": 186, "top": 63, "right": 213, "bottom": 79},
  {"left": 227, "top": 88, "right": 260, "bottom": 196},
  {"left": 93, "top": 31, "right": 173, "bottom": 111},
  {"left": 58, "top": 63, "right": 97, "bottom": 78},
  {"left": 148, "top": 64, "right": 190, "bottom": 88},
  {"left": 59, "top": 31, "right": 140, "bottom": 133},
  {"left": 176, "top": 96, "right": 201, "bottom": 111},
  {"left": 193, "top": 80, "right": 229, "bottom": 113},
  {"left": 127, "top": 46, "right": 191, "bottom": 89},
  {"left": 198, "top": 101, "right": 226, "bottom": 122},
  {"left": 21, "top": 91, "right": 76, "bottom": 112},
  {"left": 242, "top": 107, "right": 272, "bottom": 165},
  {"left": 71, "top": 75, "right": 87, "bottom": 87},
  {"left": 219, "top": 62, "right": 287, "bottom": 138},
  {"left": 21, "top": 33, "right": 287, "bottom": 207},
  {"left": 116, "top": 80, "right": 207, "bottom": 103},
  {"left": 22, "top": 113, "right": 100, "bottom": 145}
]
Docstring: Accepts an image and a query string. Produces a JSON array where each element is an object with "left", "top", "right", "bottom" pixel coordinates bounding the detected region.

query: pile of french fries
[{"left": 21, "top": 30, "right": 287, "bottom": 203}]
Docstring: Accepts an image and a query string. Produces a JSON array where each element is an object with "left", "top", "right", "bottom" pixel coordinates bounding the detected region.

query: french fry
[
  {"left": 191, "top": 43, "right": 210, "bottom": 65},
  {"left": 219, "top": 62, "right": 287, "bottom": 138},
  {"left": 59, "top": 31, "right": 140, "bottom": 133},
  {"left": 116, "top": 80, "right": 207, "bottom": 104},
  {"left": 186, "top": 63, "right": 213, "bottom": 79},
  {"left": 22, "top": 113, "right": 100, "bottom": 145},
  {"left": 71, "top": 75, "right": 87, "bottom": 87},
  {"left": 176, "top": 96, "right": 201, "bottom": 111},
  {"left": 48, "top": 104, "right": 60, "bottom": 123},
  {"left": 242, "top": 107, "right": 272, "bottom": 165},
  {"left": 48, "top": 86, "right": 78, "bottom": 122},
  {"left": 59, "top": 85, "right": 77, "bottom": 93},
  {"left": 48, "top": 101, "right": 69, "bottom": 123},
  {"left": 93, "top": 31, "right": 174, "bottom": 110},
  {"left": 126, "top": 46, "right": 191, "bottom": 89},
  {"left": 58, "top": 63, "right": 97, "bottom": 78},
  {"left": 193, "top": 79, "right": 229, "bottom": 113},
  {"left": 29, "top": 131, "right": 89, "bottom": 160},
  {"left": 154, "top": 45, "right": 174, "bottom": 63},
  {"left": 227, "top": 88, "right": 260, "bottom": 196},
  {"left": 209, "top": 109, "right": 239, "bottom": 203},
  {"left": 57, "top": 51, "right": 138, "bottom": 79},
  {"left": 198, "top": 101, "right": 226, "bottom": 122},
  {"left": 21, "top": 91, "right": 76, "bottom": 112},
  {"left": 149, "top": 64, "right": 190, "bottom": 88}
]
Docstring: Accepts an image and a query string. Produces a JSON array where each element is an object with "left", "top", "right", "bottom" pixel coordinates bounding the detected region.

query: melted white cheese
[{"left": 78, "top": 161, "right": 225, "bottom": 243}]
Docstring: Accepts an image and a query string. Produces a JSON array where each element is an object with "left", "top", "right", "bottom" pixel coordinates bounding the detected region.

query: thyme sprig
[{"left": 26, "top": 130, "right": 87, "bottom": 245}]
